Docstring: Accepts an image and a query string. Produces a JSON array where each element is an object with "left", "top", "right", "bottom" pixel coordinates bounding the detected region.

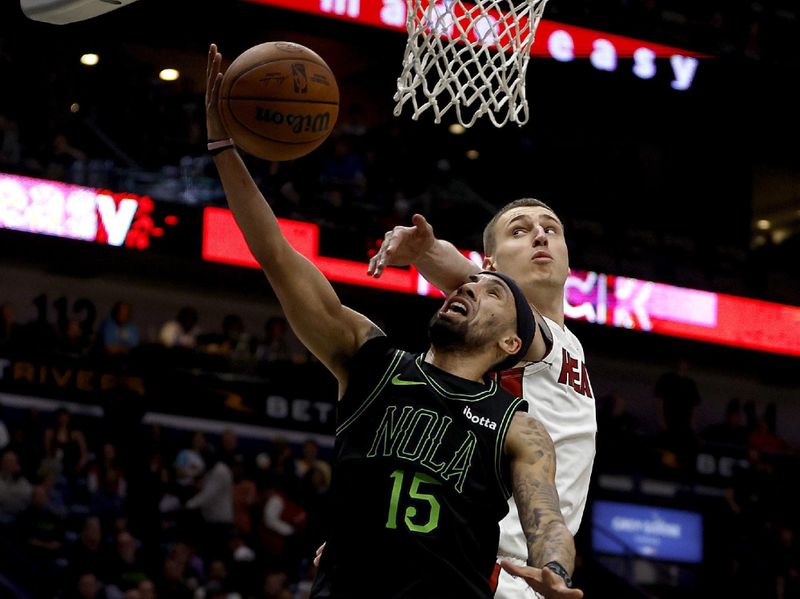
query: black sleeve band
[{"left": 543, "top": 561, "right": 573, "bottom": 588}]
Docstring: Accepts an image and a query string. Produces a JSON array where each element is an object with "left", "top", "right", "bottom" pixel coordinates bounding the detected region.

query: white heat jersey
[{"left": 496, "top": 315, "right": 597, "bottom": 561}]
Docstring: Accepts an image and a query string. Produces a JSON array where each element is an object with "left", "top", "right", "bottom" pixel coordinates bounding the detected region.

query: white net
[{"left": 394, "top": 0, "right": 549, "bottom": 128}]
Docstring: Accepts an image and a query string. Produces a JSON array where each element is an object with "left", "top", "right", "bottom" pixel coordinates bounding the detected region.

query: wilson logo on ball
[
  {"left": 221, "top": 41, "right": 340, "bottom": 161},
  {"left": 255, "top": 107, "right": 331, "bottom": 134},
  {"left": 291, "top": 63, "right": 308, "bottom": 93}
]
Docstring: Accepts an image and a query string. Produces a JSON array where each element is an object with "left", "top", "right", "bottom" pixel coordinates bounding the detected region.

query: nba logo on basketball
[{"left": 291, "top": 63, "right": 308, "bottom": 94}]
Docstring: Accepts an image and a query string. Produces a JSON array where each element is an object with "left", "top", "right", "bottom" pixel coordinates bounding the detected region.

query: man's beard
[
  {"left": 428, "top": 313, "right": 492, "bottom": 354},
  {"left": 428, "top": 313, "right": 469, "bottom": 351}
]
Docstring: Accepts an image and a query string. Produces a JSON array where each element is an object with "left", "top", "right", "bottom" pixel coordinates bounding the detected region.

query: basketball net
[{"left": 394, "top": 0, "right": 549, "bottom": 128}]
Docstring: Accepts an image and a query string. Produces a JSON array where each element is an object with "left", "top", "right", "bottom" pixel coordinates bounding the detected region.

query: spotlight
[
  {"left": 80, "top": 53, "right": 99, "bottom": 66},
  {"left": 159, "top": 68, "right": 180, "bottom": 82}
]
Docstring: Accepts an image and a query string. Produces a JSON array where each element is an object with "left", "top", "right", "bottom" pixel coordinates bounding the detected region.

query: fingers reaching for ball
[{"left": 206, "top": 44, "right": 229, "bottom": 141}]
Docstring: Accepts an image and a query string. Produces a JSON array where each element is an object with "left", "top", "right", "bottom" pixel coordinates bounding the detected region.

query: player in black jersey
[{"left": 206, "top": 44, "right": 582, "bottom": 599}]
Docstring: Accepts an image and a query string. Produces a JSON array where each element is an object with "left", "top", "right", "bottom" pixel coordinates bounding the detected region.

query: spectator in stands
[
  {"left": 219, "top": 429, "right": 243, "bottom": 467},
  {"left": 0, "top": 113, "right": 21, "bottom": 171},
  {"left": 225, "top": 533, "right": 258, "bottom": 593},
  {"left": 260, "top": 475, "right": 306, "bottom": 571},
  {"left": 5, "top": 407, "right": 45, "bottom": 479},
  {"left": 126, "top": 449, "right": 169, "bottom": 560},
  {"left": 749, "top": 413, "right": 790, "bottom": 455},
  {"left": 198, "top": 314, "right": 254, "bottom": 372},
  {"left": 232, "top": 460, "right": 257, "bottom": 539},
  {"left": 137, "top": 579, "right": 157, "bottom": 599},
  {"left": 99, "top": 302, "right": 140, "bottom": 356},
  {"left": 56, "top": 317, "right": 94, "bottom": 359},
  {"left": 255, "top": 317, "right": 308, "bottom": 373},
  {"left": 194, "top": 560, "right": 241, "bottom": 599},
  {"left": 18, "top": 484, "right": 65, "bottom": 565},
  {"left": 702, "top": 398, "right": 749, "bottom": 447},
  {"left": 298, "top": 463, "right": 329, "bottom": 560},
  {"left": 159, "top": 307, "right": 200, "bottom": 349},
  {"left": 596, "top": 392, "right": 644, "bottom": 470},
  {"left": 0, "top": 449, "right": 33, "bottom": 525},
  {"left": 185, "top": 454, "right": 234, "bottom": 557},
  {"left": 294, "top": 440, "right": 330, "bottom": 491},
  {"left": 774, "top": 524, "right": 800, "bottom": 598},
  {"left": 67, "top": 517, "right": 107, "bottom": 582},
  {"left": 87, "top": 442, "right": 128, "bottom": 521},
  {"left": 43, "top": 407, "right": 89, "bottom": 481},
  {"left": 174, "top": 441, "right": 206, "bottom": 506},
  {"left": 261, "top": 571, "right": 292, "bottom": 599},
  {"left": 71, "top": 572, "right": 111, "bottom": 599},
  {"left": 106, "top": 530, "right": 149, "bottom": 593},
  {"left": 0, "top": 302, "right": 21, "bottom": 351},
  {"left": 654, "top": 358, "right": 702, "bottom": 470},
  {"left": 158, "top": 548, "right": 195, "bottom": 599}
]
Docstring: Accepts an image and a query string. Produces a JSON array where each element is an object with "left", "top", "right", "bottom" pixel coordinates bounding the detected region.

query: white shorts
[{"left": 493, "top": 556, "right": 542, "bottom": 599}]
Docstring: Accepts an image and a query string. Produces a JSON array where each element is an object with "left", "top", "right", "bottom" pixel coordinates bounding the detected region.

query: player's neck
[
  {"left": 424, "top": 347, "right": 490, "bottom": 383},
  {"left": 528, "top": 289, "right": 565, "bottom": 328}
]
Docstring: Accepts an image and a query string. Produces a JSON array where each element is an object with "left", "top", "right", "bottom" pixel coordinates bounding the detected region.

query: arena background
[{"left": 1, "top": 0, "right": 799, "bottom": 597}]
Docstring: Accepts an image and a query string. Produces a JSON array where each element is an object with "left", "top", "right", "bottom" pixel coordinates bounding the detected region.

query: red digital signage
[
  {"left": 244, "top": 0, "right": 706, "bottom": 90},
  {"left": 202, "top": 207, "right": 800, "bottom": 357}
]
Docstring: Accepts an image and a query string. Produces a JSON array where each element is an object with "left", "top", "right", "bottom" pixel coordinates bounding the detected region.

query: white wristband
[{"left": 207, "top": 138, "right": 234, "bottom": 153}]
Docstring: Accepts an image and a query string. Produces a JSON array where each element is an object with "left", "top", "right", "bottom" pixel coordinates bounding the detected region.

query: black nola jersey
[{"left": 311, "top": 336, "right": 527, "bottom": 599}]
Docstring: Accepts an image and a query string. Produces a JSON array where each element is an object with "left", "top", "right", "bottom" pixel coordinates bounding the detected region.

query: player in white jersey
[{"left": 368, "top": 198, "right": 597, "bottom": 597}]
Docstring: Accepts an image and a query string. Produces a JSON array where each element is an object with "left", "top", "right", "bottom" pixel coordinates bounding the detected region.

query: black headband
[{"left": 479, "top": 271, "right": 536, "bottom": 372}]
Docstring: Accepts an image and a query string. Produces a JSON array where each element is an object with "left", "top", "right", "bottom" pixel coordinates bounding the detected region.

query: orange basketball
[{"left": 219, "top": 42, "right": 340, "bottom": 161}]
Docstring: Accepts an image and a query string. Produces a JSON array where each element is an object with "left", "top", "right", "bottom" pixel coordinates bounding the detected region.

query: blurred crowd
[
  {"left": 596, "top": 363, "right": 800, "bottom": 598},
  {"left": 0, "top": 297, "right": 310, "bottom": 379},
  {"left": 0, "top": 403, "right": 331, "bottom": 599}
]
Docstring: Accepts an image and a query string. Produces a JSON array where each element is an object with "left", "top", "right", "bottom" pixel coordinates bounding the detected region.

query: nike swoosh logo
[{"left": 391, "top": 374, "right": 426, "bottom": 386}]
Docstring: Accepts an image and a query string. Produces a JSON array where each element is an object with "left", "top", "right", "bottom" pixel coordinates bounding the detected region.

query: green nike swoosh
[{"left": 391, "top": 374, "right": 426, "bottom": 386}]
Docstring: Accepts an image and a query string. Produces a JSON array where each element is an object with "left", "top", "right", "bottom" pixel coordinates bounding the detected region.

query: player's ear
[
  {"left": 499, "top": 333, "right": 521, "bottom": 358},
  {"left": 483, "top": 256, "right": 496, "bottom": 271}
]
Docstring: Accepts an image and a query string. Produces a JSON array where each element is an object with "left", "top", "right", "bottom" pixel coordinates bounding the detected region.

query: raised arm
[
  {"left": 503, "top": 412, "right": 583, "bottom": 599},
  {"left": 367, "top": 215, "right": 550, "bottom": 362},
  {"left": 206, "top": 44, "right": 380, "bottom": 387},
  {"left": 367, "top": 214, "right": 480, "bottom": 293}
]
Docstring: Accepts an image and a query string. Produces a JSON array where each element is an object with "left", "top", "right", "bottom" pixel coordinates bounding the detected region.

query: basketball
[{"left": 219, "top": 41, "right": 339, "bottom": 161}]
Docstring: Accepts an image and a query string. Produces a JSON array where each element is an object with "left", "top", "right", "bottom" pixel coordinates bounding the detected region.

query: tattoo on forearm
[{"left": 511, "top": 415, "right": 576, "bottom": 573}]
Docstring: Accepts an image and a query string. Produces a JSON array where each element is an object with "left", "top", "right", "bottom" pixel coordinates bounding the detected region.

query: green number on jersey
[{"left": 386, "top": 470, "right": 441, "bottom": 534}]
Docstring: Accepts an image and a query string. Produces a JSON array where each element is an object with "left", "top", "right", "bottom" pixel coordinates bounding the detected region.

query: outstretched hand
[
  {"left": 500, "top": 561, "right": 584, "bottom": 599},
  {"left": 206, "top": 43, "right": 229, "bottom": 142},
  {"left": 367, "top": 214, "right": 435, "bottom": 278}
]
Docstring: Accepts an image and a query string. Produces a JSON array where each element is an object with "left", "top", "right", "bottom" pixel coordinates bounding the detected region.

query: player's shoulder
[
  {"left": 552, "top": 319, "right": 587, "bottom": 360},
  {"left": 346, "top": 333, "right": 402, "bottom": 376}
]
